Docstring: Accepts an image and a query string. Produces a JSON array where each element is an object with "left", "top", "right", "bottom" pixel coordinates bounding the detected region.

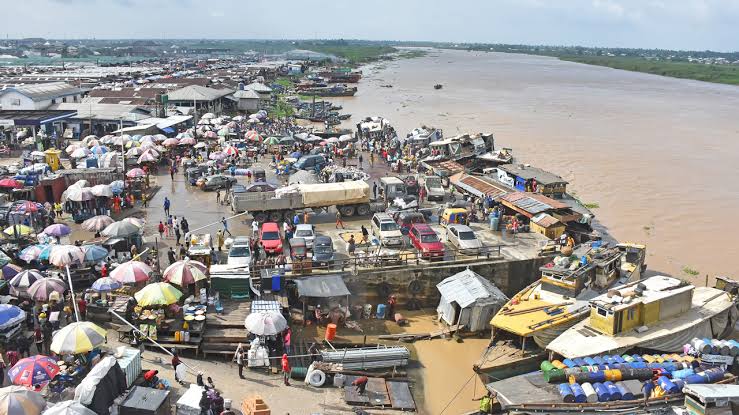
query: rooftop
[
  {"left": 167, "top": 85, "right": 234, "bottom": 102},
  {"left": 49, "top": 102, "right": 151, "bottom": 121},
  {"left": 437, "top": 269, "right": 508, "bottom": 308},
  {"left": 500, "top": 192, "right": 569, "bottom": 216},
  {"left": 0, "top": 81, "right": 86, "bottom": 101},
  {"left": 244, "top": 82, "right": 272, "bottom": 93},
  {"left": 0, "top": 109, "right": 77, "bottom": 126},
  {"left": 233, "top": 89, "right": 261, "bottom": 99},
  {"left": 498, "top": 164, "right": 568, "bottom": 185}
]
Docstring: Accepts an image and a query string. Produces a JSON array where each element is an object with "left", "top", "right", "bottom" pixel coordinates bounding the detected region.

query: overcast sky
[{"left": 4, "top": 0, "right": 738, "bottom": 51}]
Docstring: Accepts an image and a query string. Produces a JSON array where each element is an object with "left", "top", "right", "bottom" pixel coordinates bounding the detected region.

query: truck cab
[
  {"left": 423, "top": 176, "right": 445, "bottom": 201},
  {"left": 379, "top": 177, "right": 408, "bottom": 203}
]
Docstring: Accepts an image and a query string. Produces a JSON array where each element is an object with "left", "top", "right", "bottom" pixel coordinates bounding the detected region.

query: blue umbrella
[
  {"left": 2, "top": 264, "right": 21, "bottom": 280},
  {"left": 110, "top": 180, "right": 125, "bottom": 194},
  {"left": 290, "top": 151, "right": 302, "bottom": 158},
  {"left": 90, "top": 145, "right": 108, "bottom": 155},
  {"left": 43, "top": 224, "right": 71, "bottom": 237},
  {"left": 0, "top": 304, "right": 25, "bottom": 331},
  {"left": 82, "top": 245, "right": 108, "bottom": 263},
  {"left": 18, "top": 244, "right": 52, "bottom": 262},
  {"left": 91, "top": 277, "right": 121, "bottom": 292}
]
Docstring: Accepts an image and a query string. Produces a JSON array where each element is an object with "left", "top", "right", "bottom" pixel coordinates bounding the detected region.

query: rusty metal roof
[
  {"left": 531, "top": 213, "right": 562, "bottom": 228},
  {"left": 455, "top": 174, "right": 508, "bottom": 198},
  {"left": 501, "top": 192, "right": 569, "bottom": 215}
]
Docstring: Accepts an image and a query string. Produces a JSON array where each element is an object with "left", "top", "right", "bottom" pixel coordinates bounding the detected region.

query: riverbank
[{"left": 335, "top": 48, "right": 739, "bottom": 283}]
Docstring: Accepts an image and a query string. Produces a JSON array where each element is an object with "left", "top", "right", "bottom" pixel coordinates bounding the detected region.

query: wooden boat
[
  {"left": 434, "top": 84, "right": 443, "bottom": 89},
  {"left": 474, "top": 242, "right": 646, "bottom": 381},
  {"left": 547, "top": 275, "right": 737, "bottom": 359}
]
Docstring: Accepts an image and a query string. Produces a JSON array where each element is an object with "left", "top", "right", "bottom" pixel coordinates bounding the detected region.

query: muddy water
[{"left": 336, "top": 48, "right": 739, "bottom": 282}]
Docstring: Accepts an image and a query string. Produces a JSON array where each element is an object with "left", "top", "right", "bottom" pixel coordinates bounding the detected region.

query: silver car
[{"left": 446, "top": 224, "right": 482, "bottom": 255}]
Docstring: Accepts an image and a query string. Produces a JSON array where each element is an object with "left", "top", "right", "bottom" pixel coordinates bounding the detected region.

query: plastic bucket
[{"left": 325, "top": 323, "right": 337, "bottom": 341}]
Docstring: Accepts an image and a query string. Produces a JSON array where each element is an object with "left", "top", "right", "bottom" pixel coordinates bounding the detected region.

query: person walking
[
  {"left": 283, "top": 328, "right": 292, "bottom": 355},
  {"left": 175, "top": 226, "right": 181, "bottom": 245},
  {"left": 141, "top": 192, "right": 148, "bottom": 208},
  {"left": 221, "top": 217, "right": 232, "bottom": 237},
  {"left": 358, "top": 153, "right": 363, "bottom": 168},
  {"left": 77, "top": 295, "right": 87, "bottom": 321},
  {"left": 361, "top": 225, "right": 369, "bottom": 244},
  {"left": 42, "top": 321, "right": 52, "bottom": 355},
  {"left": 163, "top": 197, "right": 170, "bottom": 217},
  {"left": 348, "top": 234, "right": 356, "bottom": 255},
  {"left": 281, "top": 353, "right": 291, "bottom": 386},
  {"left": 158, "top": 221, "right": 165, "bottom": 239},
  {"left": 335, "top": 210, "right": 344, "bottom": 229},
  {"left": 34, "top": 326, "right": 43, "bottom": 355},
  {"left": 236, "top": 348, "right": 245, "bottom": 379},
  {"left": 167, "top": 247, "right": 176, "bottom": 265},
  {"left": 373, "top": 182, "right": 378, "bottom": 199},
  {"left": 216, "top": 190, "right": 221, "bottom": 205},
  {"left": 352, "top": 376, "right": 369, "bottom": 395},
  {"left": 303, "top": 210, "right": 309, "bottom": 224},
  {"left": 172, "top": 351, "right": 183, "bottom": 384}
]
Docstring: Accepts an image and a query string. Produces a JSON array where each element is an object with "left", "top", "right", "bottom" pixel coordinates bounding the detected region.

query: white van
[{"left": 371, "top": 213, "right": 403, "bottom": 246}]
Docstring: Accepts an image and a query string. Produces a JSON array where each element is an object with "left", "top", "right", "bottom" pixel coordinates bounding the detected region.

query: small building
[
  {"left": 166, "top": 85, "right": 234, "bottom": 115},
  {"left": 497, "top": 164, "right": 568, "bottom": 198},
  {"left": 0, "top": 82, "right": 86, "bottom": 110},
  {"left": 530, "top": 212, "right": 565, "bottom": 239},
  {"left": 500, "top": 191, "right": 581, "bottom": 225},
  {"left": 436, "top": 269, "right": 508, "bottom": 332},
  {"left": 244, "top": 82, "right": 272, "bottom": 97},
  {"left": 233, "top": 89, "right": 261, "bottom": 112}
]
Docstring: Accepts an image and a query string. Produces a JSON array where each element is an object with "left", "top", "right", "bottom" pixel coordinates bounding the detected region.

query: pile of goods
[{"left": 542, "top": 338, "right": 737, "bottom": 404}]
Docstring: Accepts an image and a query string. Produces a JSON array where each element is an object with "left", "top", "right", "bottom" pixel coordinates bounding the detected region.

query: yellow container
[
  {"left": 552, "top": 360, "right": 567, "bottom": 370},
  {"left": 605, "top": 369, "right": 622, "bottom": 382}
]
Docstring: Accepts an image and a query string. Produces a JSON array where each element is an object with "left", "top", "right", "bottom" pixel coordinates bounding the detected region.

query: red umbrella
[
  {"left": 15, "top": 201, "right": 39, "bottom": 213},
  {"left": 8, "top": 355, "right": 60, "bottom": 387},
  {"left": 0, "top": 179, "right": 21, "bottom": 189},
  {"left": 110, "top": 260, "right": 152, "bottom": 284},
  {"left": 223, "top": 146, "right": 239, "bottom": 156},
  {"left": 126, "top": 168, "right": 146, "bottom": 178}
]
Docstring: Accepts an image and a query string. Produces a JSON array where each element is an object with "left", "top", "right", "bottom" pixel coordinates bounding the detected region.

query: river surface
[{"left": 335, "top": 48, "right": 739, "bottom": 282}]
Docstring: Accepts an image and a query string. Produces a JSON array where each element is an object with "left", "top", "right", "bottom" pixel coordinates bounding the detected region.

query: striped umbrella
[
  {"left": 50, "top": 322, "right": 107, "bottom": 355},
  {"left": 91, "top": 277, "right": 121, "bottom": 292},
  {"left": 49, "top": 245, "right": 85, "bottom": 267},
  {"left": 0, "top": 386, "right": 45, "bottom": 415},
  {"left": 203, "top": 131, "right": 218, "bottom": 139},
  {"left": 81, "top": 215, "right": 114, "bottom": 232},
  {"left": 162, "top": 138, "right": 179, "bottom": 147},
  {"left": 1, "top": 264, "right": 21, "bottom": 280},
  {"left": 137, "top": 151, "right": 157, "bottom": 164},
  {"left": 134, "top": 282, "right": 183, "bottom": 306},
  {"left": 208, "top": 151, "right": 227, "bottom": 160},
  {"left": 101, "top": 221, "right": 139, "bottom": 238},
  {"left": 18, "top": 245, "right": 52, "bottom": 262},
  {"left": 8, "top": 355, "right": 60, "bottom": 387},
  {"left": 222, "top": 146, "right": 239, "bottom": 156},
  {"left": 89, "top": 145, "right": 108, "bottom": 155},
  {"left": 163, "top": 259, "right": 207, "bottom": 286},
  {"left": 245, "top": 130, "right": 261, "bottom": 142},
  {"left": 82, "top": 245, "right": 108, "bottom": 262},
  {"left": 27, "top": 278, "right": 66, "bottom": 301},
  {"left": 43, "top": 224, "right": 71, "bottom": 237},
  {"left": 44, "top": 400, "right": 97, "bottom": 415},
  {"left": 121, "top": 217, "right": 145, "bottom": 228},
  {"left": 0, "top": 305, "right": 25, "bottom": 331},
  {"left": 126, "top": 168, "right": 146, "bottom": 178},
  {"left": 110, "top": 260, "right": 151, "bottom": 284},
  {"left": 8, "top": 270, "right": 43, "bottom": 295},
  {"left": 14, "top": 201, "right": 40, "bottom": 214}
]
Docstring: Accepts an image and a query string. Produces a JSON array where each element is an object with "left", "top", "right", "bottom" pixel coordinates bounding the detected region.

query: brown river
[
  {"left": 332, "top": 49, "right": 739, "bottom": 414},
  {"left": 337, "top": 48, "right": 739, "bottom": 283}
]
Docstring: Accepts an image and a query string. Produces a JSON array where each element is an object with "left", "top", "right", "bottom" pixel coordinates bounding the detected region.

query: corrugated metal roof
[
  {"left": 233, "top": 90, "right": 261, "bottom": 99},
  {"left": 167, "top": 85, "right": 234, "bottom": 102},
  {"left": 531, "top": 213, "right": 561, "bottom": 228},
  {"left": 455, "top": 175, "right": 508, "bottom": 198},
  {"left": 295, "top": 275, "right": 351, "bottom": 298},
  {"left": 501, "top": 192, "right": 569, "bottom": 215},
  {"left": 244, "top": 82, "right": 272, "bottom": 93},
  {"left": 498, "top": 164, "right": 568, "bottom": 185},
  {"left": 1, "top": 81, "right": 85, "bottom": 101},
  {"left": 436, "top": 269, "right": 507, "bottom": 308}
]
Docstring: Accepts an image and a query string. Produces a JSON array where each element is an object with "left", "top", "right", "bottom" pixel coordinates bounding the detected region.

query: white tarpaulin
[
  {"left": 297, "top": 182, "right": 369, "bottom": 207},
  {"left": 176, "top": 384, "right": 206, "bottom": 415},
  {"left": 74, "top": 356, "right": 118, "bottom": 405}
]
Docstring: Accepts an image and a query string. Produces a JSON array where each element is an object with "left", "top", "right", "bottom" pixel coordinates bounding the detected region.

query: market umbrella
[
  {"left": 125, "top": 147, "right": 143, "bottom": 157},
  {"left": 85, "top": 139, "right": 101, "bottom": 148},
  {"left": 14, "top": 201, "right": 40, "bottom": 214},
  {"left": 82, "top": 245, "right": 108, "bottom": 262},
  {"left": 162, "top": 138, "right": 179, "bottom": 147},
  {"left": 50, "top": 322, "right": 106, "bottom": 355},
  {"left": 223, "top": 146, "right": 239, "bottom": 156},
  {"left": 193, "top": 142, "right": 206, "bottom": 149},
  {"left": 0, "top": 304, "right": 25, "bottom": 331},
  {"left": 245, "top": 130, "right": 261, "bottom": 142},
  {"left": 27, "top": 277, "right": 66, "bottom": 301},
  {"left": 89, "top": 145, "right": 108, "bottom": 155},
  {"left": 0, "top": 386, "right": 45, "bottom": 415},
  {"left": 137, "top": 152, "right": 157, "bottom": 164},
  {"left": 8, "top": 355, "right": 60, "bottom": 387},
  {"left": 162, "top": 259, "right": 207, "bottom": 286},
  {"left": 1, "top": 264, "right": 21, "bottom": 280},
  {"left": 178, "top": 137, "right": 196, "bottom": 145},
  {"left": 91, "top": 277, "right": 121, "bottom": 292},
  {"left": 44, "top": 400, "right": 97, "bottom": 415},
  {"left": 71, "top": 148, "right": 91, "bottom": 159},
  {"left": 0, "top": 251, "right": 10, "bottom": 268},
  {"left": 81, "top": 134, "right": 98, "bottom": 143},
  {"left": 48, "top": 245, "right": 85, "bottom": 267},
  {"left": 201, "top": 113, "right": 215, "bottom": 119},
  {"left": 244, "top": 311, "right": 288, "bottom": 336},
  {"left": 153, "top": 134, "right": 167, "bottom": 142},
  {"left": 111, "top": 136, "right": 129, "bottom": 147},
  {"left": 82, "top": 215, "right": 114, "bottom": 232},
  {"left": 18, "top": 244, "right": 52, "bottom": 262},
  {"left": 110, "top": 260, "right": 151, "bottom": 284},
  {"left": 176, "top": 132, "right": 194, "bottom": 139},
  {"left": 65, "top": 144, "right": 81, "bottom": 154},
  {"left": 279, "top": 136, "right": 294, "bottom": 144},
  {"left": 110, "top": 180, "right": 125, "bottom": 194},
  {"left": 134, "top": 282, "right": 182, "bottom": 306},
  {"left": 121, "top": 217, "right": 145, "bottom": 228},
  {"left": 126, "top": 168, "right": 146, "bottom": 178},
  {"left": 208, "top": 151, "right": 226, "bottom": 161},
  {"left": 65, "top": 187, "right": 93, "bottom": 202},
  {"left": 204, "top": 131, "right": 218, "bottom": 139},
  {"left": 0, "top": 179, "right": 21, "bottom": 189},
  {"left": 264, "top": 136, "right": 280, "bottom": 145},
  {"left": 101, "top": 221, "right": 140, "bottom": 238},
  {"left": 4, "top": 225, "right": 33, "bottom": 236},
  {"left": 90, "top": 184, "right": 113, "bottom": 198},
  {"left": 217, "top": 128, "right": 230, "bottom": 137},
  {"left": 43, "top": 224, "right": 71, "bottom": 237}
]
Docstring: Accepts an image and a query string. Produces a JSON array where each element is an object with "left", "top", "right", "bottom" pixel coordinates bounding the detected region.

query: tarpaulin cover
[
  {"left": 296, "top": 181, "right": 369, "bottom": 207},
  {"left": 295, "top": 275, "right": 350, "bottom": 298},
  {"left": 119, "top": 386, "right": 170, "bottom": 415},
  {"left": 74, "top": 356, "right": 126, "bottom": 415}
]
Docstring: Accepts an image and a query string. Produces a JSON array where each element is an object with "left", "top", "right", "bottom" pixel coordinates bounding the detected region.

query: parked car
[
  {"left": 293, "top": 154, "right": 326, "bottom": 171},
  {"left": 423, "top": 176, "right": 445, "bottom": 201},
  {"left": 312, "top": 235, "right": 335, "bottom": 267},
  {"left": 294, "top": 224, "right": 315, "bottom": 248},
  {"left": 259, "top": 222, "right": 283, "bottom": 254},
  {"left": 393, "top": 211, "right": 425, "bottom": 235},
  {"left": 227, "top": 236, "right": 252, "bottom": 266},
  {"left": 186, "top": 166, "right": 208, "bottom": 185},
  {"left": 199, "top": 175, "right": 237, "bottom": 191},
  {"left": 446, "top": 224, "right": 482, "bottom": 255},
  {"left": 245, "top": 181, "right": 278, "bottom": 192},
  {"left": 371, "top": 213, "right": 403, "bottom": 247},
  {"left": 408, "top": 223, "right": 445, "bottom": 260}
]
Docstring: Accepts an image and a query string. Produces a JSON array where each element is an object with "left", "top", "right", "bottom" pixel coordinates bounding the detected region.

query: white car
[
  {"left": 446, "top": 224, "right": 482, "bottom": 255},
  {"left": 294, "top": 224, "right": 315, "bottom": 248},
  {"left": 371, "top": 213, "right": 404, "bottom": 246},
  {"left": 227, "top": 236, "right": 252, "bottom": 266}
]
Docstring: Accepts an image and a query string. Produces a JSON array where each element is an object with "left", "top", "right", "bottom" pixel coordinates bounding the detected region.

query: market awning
[
  {"left": 294, "top": 275, "right": 350, "bottom": 298},
  {"left": 0, "top": 110, "right": 77, "bottom": 126}
]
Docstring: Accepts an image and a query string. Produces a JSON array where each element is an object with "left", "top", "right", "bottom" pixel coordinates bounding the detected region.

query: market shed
[
  {"left": 436, "top": 269, "right": 508, "bottom": 332},
  {"left": 294, "top": 275, "right": 351, "bottom": 324}
]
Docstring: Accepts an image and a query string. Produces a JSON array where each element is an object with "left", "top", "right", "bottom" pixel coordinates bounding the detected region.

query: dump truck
[{"left": 231, "top": 181, "right": 374, "bottom": 223}]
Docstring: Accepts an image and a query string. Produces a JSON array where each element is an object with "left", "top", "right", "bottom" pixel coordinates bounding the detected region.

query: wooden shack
[{"left": 530, "top": 213, "right": 565, "bottom": 239}]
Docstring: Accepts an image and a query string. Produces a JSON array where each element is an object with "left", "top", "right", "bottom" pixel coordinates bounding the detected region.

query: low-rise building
[{"left": 0, "top": 82, "right": 86, "bottom": 110}]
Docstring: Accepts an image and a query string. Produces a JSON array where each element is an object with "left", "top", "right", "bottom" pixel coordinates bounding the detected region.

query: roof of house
[
  {"left": 1, "top": 81, "right": 86, "bottom": 102},
  {"left": 49, "top": 102, "right": 151, "bottom": 121},
  {"left": 244, "top": 82, "right": 272, "bottom": 93},
  {"left": 501, "top": 192, "right": 569, "bottom": 216},
  {"left": 437, "top": 269, "right": 508, "bottom": 308},
  {"left": 498, "top": 164, "right": 568, "bottom": 185},
  {"left": 531, "top": 213, "right": 562, "bottom": 228},
  {"left": 453, "top": 174, "right": 508, "bottom": 199},
  {"left": 233, "top": 89, "right": 261, "bottom": 99},
  {"left": 167, "top": 85, "right": 234, "bottom": 102},
  {"left": 294, "top": 274, "right": 350, "bottom": 298}
]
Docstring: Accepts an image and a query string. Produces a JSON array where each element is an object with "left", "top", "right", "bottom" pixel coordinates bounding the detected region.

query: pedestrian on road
[
  {"left": 373, "top": 182, "right": 377, "bottom": 199},
  {"left": 172, "top": 351, "right": 183, "bottom": 384},
  {"left": 236, "top": 348, "right": 245, "bottom": 379},
  {"left": 167, "top": 247, "right": 176, "bottom": 265},
  {"left": 216, "top": 229, "right": 224, "bottom": 251},
  {"left": 292, "top": 213, "right": 300, "bottom": 227},
  {"left": 221, "top": 217, "right": 232, "bottom": 236},
  {"left": 158, "top": 221, "right": 165, "bottom": 239},
  {"left": 175, "top": 227, "right": 181, "bottom": 245},
  {"left": 358, "top": 153, "right": 363, "bottom": 167},
  {"left": 348, "top": 235, "right": 356, "bottom": 255},
  {"left": 77, "top": 295, "right": 87, "bottom": 321},
  {"left": 178, "top": 244, "right": 186, "bottom": 260},
  {"left": 216, "top": 190, "right": 221, "bottom": 204},
  {"left": 142, "top": 192, "right": 148, "bottom": 207},
  {"left": 34, "top": 326, "right": 43, "bottom": 355},
  {"left": 281, "top": 353, "right": 291, "bottom": 386},
  {"left": 283, "top": 328, "right": 292, "bottom": 355},
  {"left": 163, "top": 197, "right": 170, "bottom": 216},
  {"left": 252, "top": 220, "right": 259, "bottom": 236},
  {"left": 181, "top": 217, "right": 189, "bottom": 233},
  {"left": 169, "top": 165, "right": 175, "bottom": 180},
  {"left": 361, "top": 225, "right": 369, "bottom": 244},
  {"left": 303, "top": 210, "right": 309, "bottom": 224},
  {"left": 335, "top": 211, "right": 344, "bottom": 229}
]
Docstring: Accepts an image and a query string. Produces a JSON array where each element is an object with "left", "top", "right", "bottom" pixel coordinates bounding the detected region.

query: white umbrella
[
  {"left": 90, "top": 184, "right": 113, "bottom": 198},
  {"left": 71, "top": 148, "right": 90, "bottom": 158},
  {"left": 64, "top": 187, "right": 93, "bottom": 202},
  {"left": 44, "top": 400, "right": 97, "bottom": 415},
  {"left": 244, "top": 311, "right": 287, "bottom": 336},
  {"left": 125, "top": 147, "right": 143, "bottom": 157},
  {"left": 49, "top": 245, "right": 85, "bottom": 267},
  {"left": 201, "top": 113, "right": 215, "bottom": 119}
]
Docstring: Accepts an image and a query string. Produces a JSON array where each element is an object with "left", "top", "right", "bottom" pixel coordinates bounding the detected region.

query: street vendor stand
[
  {"left": 293, "top": 275, "right": 351, "bottom": 326},
  {"left": 119, "top": 386, "right": 171, "bottom": 415}
]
